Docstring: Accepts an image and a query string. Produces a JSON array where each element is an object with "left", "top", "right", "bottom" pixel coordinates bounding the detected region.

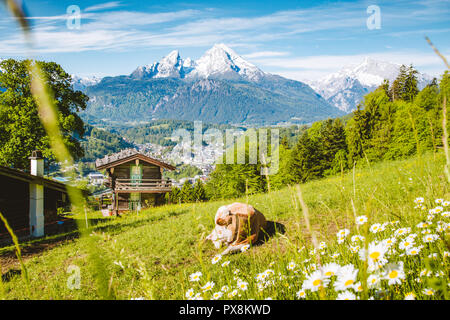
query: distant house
[
  {"left": 95, "top": 149, "right": 175, "bottom": 215},
  {"left": 0, "top": 151, "right": 75, "bottom": 239},
  {"left": 88, "top": 172, "right": 105, "bottom": 186}
]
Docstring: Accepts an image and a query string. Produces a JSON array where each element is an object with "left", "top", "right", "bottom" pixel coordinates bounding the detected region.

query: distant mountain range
[
  {"left": 75, "top": 44, "right": 344, "bottom": 126},
  {"left": 71, "top": 46, "right": 434, "bottom": 125},
  {"left": 306, "top": 58, "right": 433, "bottom": 112}
]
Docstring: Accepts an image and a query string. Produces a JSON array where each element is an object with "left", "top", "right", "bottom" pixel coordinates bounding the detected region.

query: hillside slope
[{"left": 1, "top": 152, "right": 447, "bottom": 300}]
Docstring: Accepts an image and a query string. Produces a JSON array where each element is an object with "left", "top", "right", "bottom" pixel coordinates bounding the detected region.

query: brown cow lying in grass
[{"left": 206, "top": 202, "right": 267, "bottom": 255}]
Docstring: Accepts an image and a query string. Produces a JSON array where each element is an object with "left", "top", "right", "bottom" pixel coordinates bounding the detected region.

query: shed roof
[
  {"left": 95, "top": 149, "right": 176, "bottom": 171},
  {"left": 0, "top": 166, "right": 76, "bottom": 194}
]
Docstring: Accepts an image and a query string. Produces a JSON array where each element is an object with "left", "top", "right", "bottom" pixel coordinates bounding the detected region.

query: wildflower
[
  {"left": 406, "top": 246, "right": 422, "bottom": 256},
  {"left": 296, "top": 289, "right": 307, "bottom": 299},
  {"left": 337, "top": 236, "right": 346, "bottom": 244},
  {"left": 185, "top": 289, "right": 195, "bottom": 299},
  {"left": 264, "top": 269, "right": 275, "bottom": 276},
  {"left": 349, "top": 245, "right": 360, "bottom": 253},
  {"left": 241, "top": 244, "right": 250, "bottom": 252},
  {"left": 221, "top": 285, "right": 229, "bottom": 292},
  {"left": 334, "top": 264, "right": 358, "bottom": 292},
  {"left": 423, "top": 234, "right": 439, "bottom": 243},
  {"left": 359, "top": 241, "right": 388, "bottom": 271},
  {"left": 434, "top": 206, "right": 444, "bottom": 214},
  {"left": 319, "top": 242, "right": 327, "bottom": 250},
  {"left": 435, "top": 199, "right": 444, "bottom": 204},
  {"left": 420, "top": 269, "right": 432, "bottom": 277},
  {"left": 192, "top": 293, "right": 203, "bottom": 300},
  {"left": 383, "top": 237, "right": 397, "bottom": 249},
  {"left": 228, "top": 289, "right": 238, "bottom": 298},
  {"left": 336, "top": 291, "right": 357, "bottom": 300},
  {"left": 441, "top": 211, "right": 450, "bottom": 218},
  {"left": 367, "top": 274, "right": 380, "bottom": 288},
  {"left": 404, "top": 292, "right": 416, "bottom": 300},
  {"left": 414, "top": 197, "right": 424, "bottom": 204},
  {"left": 221, "top": 261, "right": 230, "bottom": 267},
  {"left": 416, "top": 222, "right": 429, "bottom": 229},
  {"left": 336, "top": 229, "right": 350, "bottom": 238},
  {"left": 399, "top": 239, "right": 414, "bottom": 250},
  {"left": 322, "top": 263, "right": 341, "bottom": 277},
  {"left": 369, "top": 223, "right": 382, "bottom": 233},
  {"left": 351, "top": 235, "right": 365, "bottom": 243},
  {"left": 189, "top": 271, "right": 202, "bottom": 282},
  {"left": 212, "top": 291, "right": 223, "bottom": 300},
  {"left": 211, "top": 254, "right": 222, "bottom": 264},
  {"left": 303, "top": 270, "right": 330, "bottom": 292},
  {"left": 383, "top": 262, "right": 405, "bottom": 285},
  {"left": 201, "top": 281, "right": 215, "bottom": 292},
  {"left": 394, "top": 227, "right": 411, "bottom": 237},
  {"left": 355, "top": 215, "right": 368, "bottom": 225},
  {"left": 237, "top": 280, "right": 248, "bottom": 291},
  {"left": 422, "top": 288, "right": 435, "bottom": 296},
  {"left": 233, "top": 269, "right": 240, "bottom": 275},
  {"left": 443, "top": 201, "right": 450, "bottom": 206},
  {"left": 287, "top": 261, "right": 297, "bottom": 271},
  {"left": 331, "top": 253, "right": 340, "bottom": 259}
]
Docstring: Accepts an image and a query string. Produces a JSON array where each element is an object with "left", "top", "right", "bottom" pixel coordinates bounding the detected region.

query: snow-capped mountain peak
[
  {"left": 188, "top": 43, "right": 265, "bottom": 81},
  {"left": 71, "top": 75, "right": 102, "bottom": 90},
  {"left": 130, "top": 44, "right": 266, "bottom": 81},
  {"left": 308, "top": 58, "right": 432, "bottom": 112}
]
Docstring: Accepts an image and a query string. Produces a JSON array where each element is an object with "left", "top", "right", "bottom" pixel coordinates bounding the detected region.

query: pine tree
[{"left": 193, "top": 180, "right": 207, "bottom": 202}]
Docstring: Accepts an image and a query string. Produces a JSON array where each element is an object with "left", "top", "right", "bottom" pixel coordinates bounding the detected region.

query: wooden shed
[
  {"left": 95, "top": 149, "right": 175, "bottom": 215},
  {"left": 0, "top": 151, "right": 73, "bottom": 239}
]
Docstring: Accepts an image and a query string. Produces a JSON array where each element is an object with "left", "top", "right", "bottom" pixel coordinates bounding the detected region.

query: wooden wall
[
  {"left": 111, "top": 162, "right": 161, "bottom": 180},
  {"left": 0, "top": 176, "right": 30, "bottom": 235}
]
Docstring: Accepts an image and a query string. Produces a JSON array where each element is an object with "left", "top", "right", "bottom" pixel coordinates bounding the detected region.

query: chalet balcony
[{"left": 114, "top": 178, "right": 172, "bottom": 193}]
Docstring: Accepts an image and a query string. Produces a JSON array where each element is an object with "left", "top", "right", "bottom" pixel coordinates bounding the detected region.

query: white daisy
[
  {"left": 322, "top": 263, "right": 341, "bottom": 278},
  {"left": 296, "top": 289, "right": 306, "bottom": 299},
  {"left": 334, "top": 264, "right": 358, "bottom": 292},
  {"left": 189, "top": 271, "right": 202, "bottom": 282},
  {"left": 185, "top": 288, "right": 195, "bottom": 299},
  {"left": 303, "top": 270, "right": 330, "bottom": 292},
  {"left": 201, "top": 281, "right": 215, "bottom": 292},
  {"left": 336, "top": 291, "right": 357, "bottom": 300},
  {"left": 211, "top": 254, "right": 222, "bottom": 264},
  {"left": 404, "top": 292, "right": 416, "bottom": 300},
  {"left": 383, "top": 262, "right": 405, "bottom": 285},
  {"left": 355, "top": 215, "right": 368, "bottom": 225}
]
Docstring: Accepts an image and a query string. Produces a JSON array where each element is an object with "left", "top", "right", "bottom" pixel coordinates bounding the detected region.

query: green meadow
[{"left": 0, "top": 151, "right": 448, "bottom": 300}]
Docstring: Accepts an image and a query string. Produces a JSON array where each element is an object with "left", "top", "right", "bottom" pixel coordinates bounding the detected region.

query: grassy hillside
[{"left": 0, "top": 152, "right": 448, "bottom": 300}]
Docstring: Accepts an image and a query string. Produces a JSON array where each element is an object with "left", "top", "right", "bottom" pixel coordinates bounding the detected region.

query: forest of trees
[{"left": 202, "top": 66, "right": 449, "bottom": 200}]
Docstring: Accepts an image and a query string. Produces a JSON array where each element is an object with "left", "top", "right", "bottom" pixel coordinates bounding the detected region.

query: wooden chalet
[{"left": 95, "top": 149, "right": 175, "bottom": 214}]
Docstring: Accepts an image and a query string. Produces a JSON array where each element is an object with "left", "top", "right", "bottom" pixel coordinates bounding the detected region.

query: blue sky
[{"left": 0, "top": 0, "right": 448, "bottom": 80}]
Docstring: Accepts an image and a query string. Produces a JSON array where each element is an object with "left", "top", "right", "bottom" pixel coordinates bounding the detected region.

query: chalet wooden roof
[{"left": 95, "top": 149, "right": 176, "bottom": 171}]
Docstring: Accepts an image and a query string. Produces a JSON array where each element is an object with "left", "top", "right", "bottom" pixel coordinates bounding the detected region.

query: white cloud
[{"left": 84, "top": 1, "right": 123, "bottom": 12}]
